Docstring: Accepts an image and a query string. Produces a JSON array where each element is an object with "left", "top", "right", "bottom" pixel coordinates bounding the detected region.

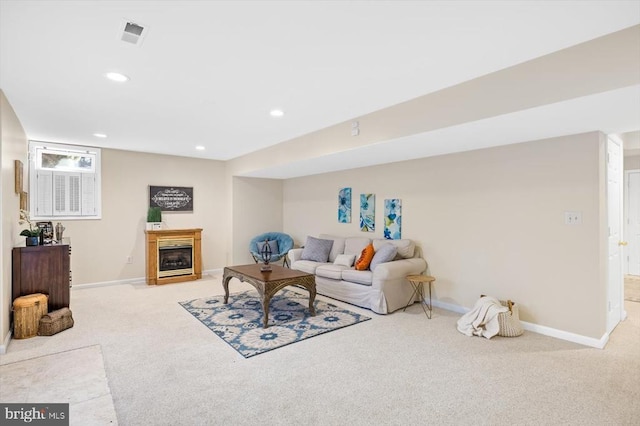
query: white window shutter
[
  {"left": 54, "top": 174, "right": 67, "bottom": 215},
  {"left": 69, "top": 175, "right": 81, "bottom": 213},
  {"left": 35, "top": 170, "right": 53, "bottom": 217},
  {"left": 81, "top": 173, "right": 96, "bottom": 215}
]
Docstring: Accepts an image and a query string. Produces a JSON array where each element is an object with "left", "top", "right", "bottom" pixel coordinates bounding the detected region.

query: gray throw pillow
[
  {"left": 369, "top": 244, "right": 398, "bottom": 271},
  {"left": 300, "top": 236, "right": 334, "bottom": 263},
  {"left": 256, "top": 240, "right": 279, "bottom": 257}
]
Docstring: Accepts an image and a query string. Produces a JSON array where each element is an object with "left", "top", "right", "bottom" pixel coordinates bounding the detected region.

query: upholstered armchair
[{"left": 249, "top": 232, "right": 294, "bottom": 268}]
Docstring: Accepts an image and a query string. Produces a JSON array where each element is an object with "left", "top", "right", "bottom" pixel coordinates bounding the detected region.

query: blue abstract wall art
[
  {"left": 384, "top": 199, "right": 402, "bottom": 239},
  {"left": 360, "top": 193, "right": 375, "bottom": 232},
  {"left": 338, "top": 187, "right": 352, "bottom": 223}
]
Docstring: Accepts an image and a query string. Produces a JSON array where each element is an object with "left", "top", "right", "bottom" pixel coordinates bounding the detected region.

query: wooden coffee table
[{"left": 222, "top": 264, "right": 316, "bottom": 328}]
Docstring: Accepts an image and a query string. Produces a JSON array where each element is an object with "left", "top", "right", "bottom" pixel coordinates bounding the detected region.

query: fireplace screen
[{"left": 157, "top": 238, "right": 194, "bottom": 278}]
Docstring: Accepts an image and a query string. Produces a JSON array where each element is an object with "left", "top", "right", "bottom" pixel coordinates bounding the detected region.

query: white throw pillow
[{"left": 333, "top": 254, "right": 356, "bottom": 267}]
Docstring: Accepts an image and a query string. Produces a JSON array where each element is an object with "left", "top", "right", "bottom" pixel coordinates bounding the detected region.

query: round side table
[{"left": 404, "top": 275, "right": 436, "bottom": 319}]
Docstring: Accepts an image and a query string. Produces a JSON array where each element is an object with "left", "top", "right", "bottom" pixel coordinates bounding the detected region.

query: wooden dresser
[{"left": 12, "top": 243, "right": 71, "bottom": 312}]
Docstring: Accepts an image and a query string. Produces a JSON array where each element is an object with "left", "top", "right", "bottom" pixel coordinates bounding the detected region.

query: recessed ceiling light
[
  {"left": 93, "top": 133, "right": 107, "bottom": 138},
  {"left": 270, "top": 109, "right": 284, "bottom": 117},
  {"left": 195, "top": 145, "right": 205, "bottom": 151},
  {"left": 105, "top": 72, "right": 129, "bottom": 82}
]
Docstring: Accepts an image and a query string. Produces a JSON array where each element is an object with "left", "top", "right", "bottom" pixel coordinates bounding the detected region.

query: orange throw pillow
[{"left": 355, "top": 243, "right": 375, "bottom": 271}]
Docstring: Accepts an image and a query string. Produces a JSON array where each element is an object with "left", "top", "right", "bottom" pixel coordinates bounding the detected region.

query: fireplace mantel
[{"left": 145, "top": 228, "right": 202, "bottom": 285}]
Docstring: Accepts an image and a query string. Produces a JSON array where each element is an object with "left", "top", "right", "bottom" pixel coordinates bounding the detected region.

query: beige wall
[
  {"left": 624, "top": 155, "right": 640, "bottom": 170},
  {"left": 283, "top": 132, "right": 606, "bottom": 338},
  {"left": 0, "top": 90, "right": 28, "bottom": 348},
  {"left": 61, "top": 149, "right": 228, "bottom": 285},
  {"left": 231, "top": 177, "right": 283, "bottom": 265}
]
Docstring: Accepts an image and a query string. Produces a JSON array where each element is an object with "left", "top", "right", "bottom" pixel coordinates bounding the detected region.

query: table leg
[
  {"left": 308, "top": 286, "right": 316, "bottom": 316},
  {"left": 262, "top": 295, "right": 270, "bottom": 328},
  {"left": 426, "top": 281, "right": 432, "bottom": 319},
  {"left": 222, "top": 273, "right": 232, "bottom": 304},
  {"left": 403, "top": 280, "right": 422, "bottom": 312}
]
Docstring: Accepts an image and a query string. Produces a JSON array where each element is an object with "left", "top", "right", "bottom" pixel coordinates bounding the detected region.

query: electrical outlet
[
  {"left": 126, "top": 256, "right": 133, "bottom": 264},
  {"left": 564, "top": 211, "right": 582, "bottom": 225}
]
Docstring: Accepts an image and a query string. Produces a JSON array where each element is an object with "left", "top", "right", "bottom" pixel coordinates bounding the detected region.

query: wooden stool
[
  {"left": 13, "top": 293, "right": 48, "bottom": 339},
  {"left": 404, "top": 275, "right": 436, "bottom": 319}
]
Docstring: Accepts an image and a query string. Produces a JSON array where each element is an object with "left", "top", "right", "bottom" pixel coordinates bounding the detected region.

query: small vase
[{"left": 26, "top": 236, "right": 39, "bottom": 246}]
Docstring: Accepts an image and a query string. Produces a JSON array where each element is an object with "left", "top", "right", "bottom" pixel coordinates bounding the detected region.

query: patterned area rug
[{"left": 179, "top": 289, "right": 371, "bottom": 358}]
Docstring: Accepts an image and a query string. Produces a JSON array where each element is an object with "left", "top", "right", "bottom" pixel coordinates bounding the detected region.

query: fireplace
[
  {"left": 158, "top": 238, "right": 193, "bottom": 278},
  {"left": 145, "top": 228, "right": 202, "bottom": 285}
]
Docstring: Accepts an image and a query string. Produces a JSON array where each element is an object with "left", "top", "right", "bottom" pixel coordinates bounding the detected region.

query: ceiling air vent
[{"left": 119, "top": 20, "right": 148, "bottom": 46}]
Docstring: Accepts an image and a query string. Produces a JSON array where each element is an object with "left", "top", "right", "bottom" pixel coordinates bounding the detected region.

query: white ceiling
[{"left": 1, "top": 1, "right": 639, "bottom": 178}]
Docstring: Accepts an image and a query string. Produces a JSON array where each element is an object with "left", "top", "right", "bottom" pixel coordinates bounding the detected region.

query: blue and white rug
[{"left": 179, "top": 289, "right": 371, "bottom": 358}]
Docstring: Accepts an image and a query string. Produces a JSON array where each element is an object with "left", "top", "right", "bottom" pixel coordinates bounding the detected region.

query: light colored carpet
[
  {"left": 625, "top": 275, "right": 640, "bottom": 302},
  {"left": 1, "top": 274, "right": 639, "bottom": 425},
  {"left": 0, "top": 344, "right": 117, "bottom": 425}
]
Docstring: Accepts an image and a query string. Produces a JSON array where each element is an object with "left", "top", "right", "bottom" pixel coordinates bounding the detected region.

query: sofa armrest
[
  {"left": 372, "top": 257, "right": 427, "bottom": 281},
  {"left": 288, "top": 248, "right": 304, "bottom": 264}
]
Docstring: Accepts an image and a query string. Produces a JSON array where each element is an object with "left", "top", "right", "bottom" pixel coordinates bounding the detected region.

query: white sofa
[{"left": 288, "top": 234, "right": 427, "bottom": 314}]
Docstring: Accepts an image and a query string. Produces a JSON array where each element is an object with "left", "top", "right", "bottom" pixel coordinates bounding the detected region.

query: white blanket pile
[{"left": 456, "top": 296, "right": 508, "bottom": 339}]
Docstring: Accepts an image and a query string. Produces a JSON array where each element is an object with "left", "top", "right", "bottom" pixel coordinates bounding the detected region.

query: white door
[
  {"left": 607, "top": 137, "right": 623, "bottom": 333},
  {"left": 625, "top": 170, "right": 640, "bottom": 275}
]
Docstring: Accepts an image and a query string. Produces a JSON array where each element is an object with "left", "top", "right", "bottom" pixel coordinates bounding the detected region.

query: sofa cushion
[
  {"left": 301, "top": 236, "right": 334, "bottom": 262},
  {"left": 341, "top": 269, "right": 373, "bottom": 286},
  {"left": 319, "top": 234, "right": 346, "bottom": 262},
  {"left": 373, "top": 238, "right": 415, "bottom": 259},
  {"left": 355, "top": 243, "right": 375, "bottom": 271},
  {"left": 316, "top": 264, "right": 350, "bottom": 280},
  {"left": 334, "top": 254, "right": 356, "bottom": 267},
  {"left": 344, "top": 237, "right": 371, "bottom": 256},
  {"left": 369, "top": 244, "right": 398, "bottom": 271},
  {"left": 292, "top": 260, "right": 329, "bottom": 275}
]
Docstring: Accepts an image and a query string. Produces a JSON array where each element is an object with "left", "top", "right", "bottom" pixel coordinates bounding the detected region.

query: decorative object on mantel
[
  {"left": 338, "top": 187, "right": 352, "bottom": 223},
  {"left": 55, "top": 222, "right": 65, "bottom": 242},
  {"left": 260, "top": 239, "right": 272, "bottom": 271},
  {"left": 383, "top": 199, "right": 402, "bottom": 240},
  {"left": 19, "top": 209, "right": 41, "bottom": 246},
  {"left": 36, "top": 221, "right": 53, "bottom": 245},
  {"left": 146, "top": 206, "right": 162, "bottom": 230},
  {"left": 360, "top": 193, "right": 375, "bottom": 232},
  {"left": 149, "top": 185, "right": 193, "bottom": 212}
]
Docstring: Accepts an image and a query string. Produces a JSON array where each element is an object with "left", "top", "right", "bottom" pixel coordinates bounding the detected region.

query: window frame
[{"left": 28, "top": 140, "right": 102, "bottom": 221}]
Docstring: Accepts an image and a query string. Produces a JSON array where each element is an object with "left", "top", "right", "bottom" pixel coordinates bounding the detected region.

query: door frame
[
  {"left": 624, "top": 168, "right": 640, "bottom": 276},
  {"left": 606, "top": 136, "right": 624, "bottom": 333}
]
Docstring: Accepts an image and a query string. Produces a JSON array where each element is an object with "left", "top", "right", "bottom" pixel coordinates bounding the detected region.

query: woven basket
[
  {"left": 497, "top": 300, "right": 524, "bottom": 337},
  {"left": 38, "top": 307, "right": 74, "bottom": 336}
]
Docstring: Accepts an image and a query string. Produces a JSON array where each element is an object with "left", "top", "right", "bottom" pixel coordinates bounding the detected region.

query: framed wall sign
[
  {"left": 15, "top": 160, "right": 23, "bottom": 194},
  {"left": 149, "top": 186, "right": 193, "bottom": 212},
  {"left": 20, "top": 191, "right": 28, "bottom": 210}
]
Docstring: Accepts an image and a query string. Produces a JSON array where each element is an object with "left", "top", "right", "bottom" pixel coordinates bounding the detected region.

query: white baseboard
[
  {"left": 430, "top": 298, "right": 609, "bottom": 349},
  {"left": 71, "top": 268, "right": 224, "bottom": 290},
  {"left": 72, "top": 277, "right": 146, "bottom": 289},
  {"left": 0, "top": 330, "right": 12, "bottom": 354}
]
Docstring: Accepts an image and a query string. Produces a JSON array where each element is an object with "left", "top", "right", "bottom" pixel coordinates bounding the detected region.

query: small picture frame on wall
[
  {"left": 20, "top": 191, "right": 28, "bottom": 210},
  {"left": 14, "top": 160, "right": 23, "bottom": 194}
]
